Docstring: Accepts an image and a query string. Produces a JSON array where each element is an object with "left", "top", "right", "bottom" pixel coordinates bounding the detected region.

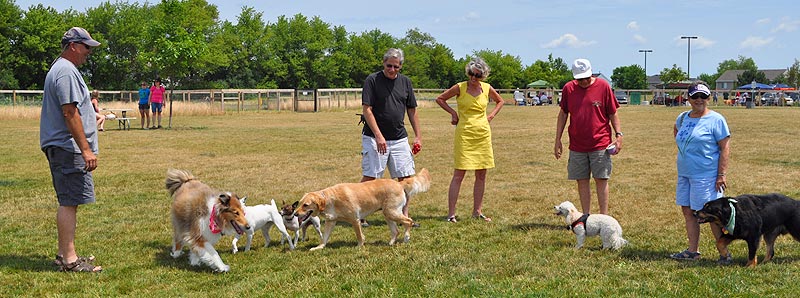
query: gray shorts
[
  {"left": 44, "top": 146, "right": 96, "bottom": 206},
  {"left": 567, "top": 149, "right": 612, "bottom": 180},
  {"left": 361, "top": 135, "right": 415, "bottom": 179}
]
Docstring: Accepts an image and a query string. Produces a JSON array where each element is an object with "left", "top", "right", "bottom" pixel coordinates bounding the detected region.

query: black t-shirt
[{"left": 361, "top": 71, "right": 417, "bottom": 140}]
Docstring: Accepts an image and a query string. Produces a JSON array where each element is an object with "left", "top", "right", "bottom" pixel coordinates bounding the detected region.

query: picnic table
[{"left": 102, "top": 108, "right": 135, "bottom": 130}]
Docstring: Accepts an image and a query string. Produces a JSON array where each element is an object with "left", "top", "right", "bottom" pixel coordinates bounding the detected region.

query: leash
[{"left": 356, "top": 113, "right": 365, "bottom": 126}]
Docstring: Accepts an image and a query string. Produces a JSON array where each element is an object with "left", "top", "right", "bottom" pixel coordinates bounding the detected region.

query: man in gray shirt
[{"left": 40, "top": 27, "right": 102, "bottom": 272}]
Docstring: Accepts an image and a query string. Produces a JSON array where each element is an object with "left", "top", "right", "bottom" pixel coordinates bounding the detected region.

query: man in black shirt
[{"left": 360, "top": 48, "right": 422, "bottom": 226}]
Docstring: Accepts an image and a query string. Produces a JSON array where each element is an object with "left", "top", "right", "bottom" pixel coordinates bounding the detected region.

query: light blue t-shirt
[
  {"left": 39, "top": 57, "right": 98, "bottom": 154},
  {"left": 675, "top": 110, "right": 729, "bottom": 178}
]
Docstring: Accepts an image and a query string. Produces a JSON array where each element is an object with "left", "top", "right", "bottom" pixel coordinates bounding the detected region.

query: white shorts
[{"left": 361, "top": 135, "right": 415, "bottom": 179}]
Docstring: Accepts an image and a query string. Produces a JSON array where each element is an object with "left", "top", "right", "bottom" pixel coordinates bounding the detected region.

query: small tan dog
[
  {"left": 166, "top": 169, "right": 250, "bottom": 272},
  {"left": 294, "top": 168, "right": 431, "bottom": 251}
]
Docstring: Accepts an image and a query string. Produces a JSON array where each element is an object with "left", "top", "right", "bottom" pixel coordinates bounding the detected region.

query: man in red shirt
[{"left": 554, "top": 59, "right": 623, "bottom": 215}]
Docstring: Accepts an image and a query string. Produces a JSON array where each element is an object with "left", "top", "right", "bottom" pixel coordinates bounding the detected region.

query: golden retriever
[
  {"left": 295, "top": 168, "right": 431, "bottom": 251},
  {"left": 166, "top": 169, "right": 250, "bottom": 272}
]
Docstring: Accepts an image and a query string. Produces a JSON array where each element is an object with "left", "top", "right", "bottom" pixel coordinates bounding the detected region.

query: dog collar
[
  {"left": 723, "top": 199, "right": 737, "bottom": 234},
  {"left": 209, "top": 205, "right": 222, "bottom": 234}
]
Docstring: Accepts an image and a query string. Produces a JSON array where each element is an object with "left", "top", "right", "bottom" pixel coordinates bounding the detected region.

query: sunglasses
[
  {"left": 690, "top": 93, "right": 710, "bottom": 100},
  {"left": 468, "top": 70, "right": 483, "bottom": 78},
  {"left": 73, "top": 42, "right": 91, "bottom": 50},
  {"left": 385, "top": 64, "right": 401, "bottom": 69}
]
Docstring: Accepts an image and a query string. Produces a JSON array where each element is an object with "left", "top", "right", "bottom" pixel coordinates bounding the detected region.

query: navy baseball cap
[{"left": 61, "top": 27, "right": 101, "bottom": 47}]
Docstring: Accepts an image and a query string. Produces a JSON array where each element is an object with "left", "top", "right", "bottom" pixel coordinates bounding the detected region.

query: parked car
[
  {"left": 614, "top": 90, "right": 629, "bottom": 105},
  {"left": 787, "top": 92, "right": 799, "bottom": 106}
]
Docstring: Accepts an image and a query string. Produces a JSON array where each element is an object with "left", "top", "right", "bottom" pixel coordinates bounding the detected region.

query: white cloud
[
  {"left": 772, "top": 18, "right": 800, "bottom": 33},
  {"left": 541, "top": 34, "right": 596, "bottom": 49},
  {"left": 694, "top": 37, "right": 715, "bottom": 49},
  {"left": 463, "top": 12, "right": 479, "bottom": 21},
  {"left": 739, "top": 36, "right": 774, "bottom": 49},
  {"left": 756, "top": 18, "right": 771, "bottom": 25},
  {"left": 633, "top": 34, "right": 646, "bottom": 44},
  {"left": 627, "top": 21, "right": 639, "bottom": 31}
]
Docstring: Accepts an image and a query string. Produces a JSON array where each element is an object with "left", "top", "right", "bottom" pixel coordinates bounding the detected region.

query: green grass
[{"left": 1, "top": 104, "right": 800, "bottom": 297}]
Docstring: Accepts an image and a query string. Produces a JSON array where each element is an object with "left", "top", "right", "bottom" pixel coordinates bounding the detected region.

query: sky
[{"left": 15, "top": 0, "right": 800, "bottom": 78}]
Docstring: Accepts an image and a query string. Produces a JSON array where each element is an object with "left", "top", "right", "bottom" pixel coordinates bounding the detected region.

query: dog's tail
[
  {"left": 165, "top": 168, "right": 195, "bottom": 196},
  {"left": 402, "top": 168, "right": 431, "bottom": 198},
  {"left": 612, "top": 236, "right": 629, "bottom": 250}
]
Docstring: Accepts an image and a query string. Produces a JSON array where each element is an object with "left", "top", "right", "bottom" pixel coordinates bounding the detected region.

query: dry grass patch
[{"left": 1, "top": 105, "right": 799, "bottom": 296}]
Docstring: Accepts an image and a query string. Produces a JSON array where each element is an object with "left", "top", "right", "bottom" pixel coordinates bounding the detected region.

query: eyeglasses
[
  {"left": 690, "top": 93, "right": 710, "bottom": 100},
  {"left": 385, "top": 64, "right": 401, "bottom": 69},
  {"left": 468, "top": 70, "right": 483, "bottom": 78}
]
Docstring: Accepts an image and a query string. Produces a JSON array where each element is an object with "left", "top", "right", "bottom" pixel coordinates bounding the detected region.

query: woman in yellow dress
[{"left": 435, "top": 58, "right": 504, "bottom": 223}]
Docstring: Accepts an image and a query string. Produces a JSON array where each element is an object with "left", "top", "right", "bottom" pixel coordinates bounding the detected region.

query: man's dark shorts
[
  {"left": 44, "top": 146, "right": 95, "bottom": 206},
  {"left": 139, "top": 103, "right": 150, "bottom": 110}
]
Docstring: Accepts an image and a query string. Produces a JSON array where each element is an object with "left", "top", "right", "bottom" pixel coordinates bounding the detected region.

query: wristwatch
[{"left": 615, "top": 132, "right": 624, "bottom": 137}]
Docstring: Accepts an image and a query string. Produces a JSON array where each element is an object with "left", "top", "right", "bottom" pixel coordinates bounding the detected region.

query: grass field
[{"left": 1, "top": 104, "right": 799, "bottom": 297}]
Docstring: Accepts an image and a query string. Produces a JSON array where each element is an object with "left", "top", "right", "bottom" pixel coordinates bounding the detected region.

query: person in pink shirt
[
  {"left": 149, "top": 78, "right": 166, "bottom": 129},
  {"left": 554, "top": 59, "right": 623, "bottom": 215}
]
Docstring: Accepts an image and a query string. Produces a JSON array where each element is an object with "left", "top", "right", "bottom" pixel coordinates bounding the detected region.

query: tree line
[
  {"left": 0, "top": 0, "right": 575, "bottom": 91},
  {"left": 2, "top": 0, "right": 798, "bottom": 92}
]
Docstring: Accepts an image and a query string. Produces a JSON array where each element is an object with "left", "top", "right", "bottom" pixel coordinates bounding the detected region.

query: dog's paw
[
  {"left": 310, "top": 245, "right": 325, "bottom": 251},
  {"left": 215, "top": 264, "right": 230, "bottom": 273},
  {"left": 231, "top": 248, "right": 238, "bottom": 254},
  {"left": 403, "top": 235, "right": 411, "bottom": 243}
]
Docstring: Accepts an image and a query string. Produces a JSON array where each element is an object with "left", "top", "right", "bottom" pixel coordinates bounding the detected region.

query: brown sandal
[{"left": 59, "top": 258, "right": 102, "bottom": 272}]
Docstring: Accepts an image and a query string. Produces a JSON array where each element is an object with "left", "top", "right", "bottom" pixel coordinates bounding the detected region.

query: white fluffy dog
[
  {"left": 553, "top": 201, "right": 627, "bottom": 250},
  {"left": 231, "top": 198, "right": 295, "bottom": 253}
]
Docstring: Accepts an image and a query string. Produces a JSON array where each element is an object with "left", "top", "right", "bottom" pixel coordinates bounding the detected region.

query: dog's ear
[
  {"left": 292, "top": 200, "right": 299, "bottom": 209},
  {"left": 219, "top": 193, "right": 232, "bottom": 206},
  {"left": 314, "top": 192, "right": 326, "bottom": 212}
]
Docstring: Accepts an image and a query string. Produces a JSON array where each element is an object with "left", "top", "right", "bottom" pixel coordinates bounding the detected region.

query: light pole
[
  {"left": 638, "top": 49, "right": 653, "bottom": 84},
  {"left": 680, "top": 36, "right": 697, "bottom": 81}
]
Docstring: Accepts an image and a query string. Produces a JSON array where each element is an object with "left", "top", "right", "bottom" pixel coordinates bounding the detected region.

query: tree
[
  {"left": 659, "top": 64, "right": 687, "bottom": 85},
  {"left": 697, "top": 73, "right": 716, "bottom": 88},
  {"left": 610, "top": 65, "right": 646, "bottom": 89},
  {"left": 10, "top": 4, "right": 68, "bottom": 89},
  {"left": 142, "top": 0, "right": 221, "bottom": 89},
  {"left": 0, "top": 0, "right": 22, "bottom": 89},
  {"left": 716, "top": 56, "right": 757, "bottom": 74},
  {"left": 785, "top": 59, "right": 800, "bottom": 89},
  {"left": 347, "top": 29, "right": 397, "bottom": 87},
  {"left": 737, "top": 69, "right": 768, "bottom": 87},
  {"left": 471, "top": 49, "right": 523, "bottom": 89}
]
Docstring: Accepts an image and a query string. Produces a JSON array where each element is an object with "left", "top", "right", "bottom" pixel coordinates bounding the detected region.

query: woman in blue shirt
[{"left": 670, "top": 82, "right": 730, "bottom": 262}]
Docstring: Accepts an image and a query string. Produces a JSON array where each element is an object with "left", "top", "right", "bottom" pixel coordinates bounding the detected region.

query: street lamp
[
  {"left": 638, "top": 49, "right": 653, "bottom": 84},
  {"left": 680, "top": 36, "right": 697, "bottom": 81}
]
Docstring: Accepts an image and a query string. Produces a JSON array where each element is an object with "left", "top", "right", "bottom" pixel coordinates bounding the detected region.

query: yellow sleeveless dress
[{"left": 453, "top": 81, "right": 495, "bottom": 170}]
